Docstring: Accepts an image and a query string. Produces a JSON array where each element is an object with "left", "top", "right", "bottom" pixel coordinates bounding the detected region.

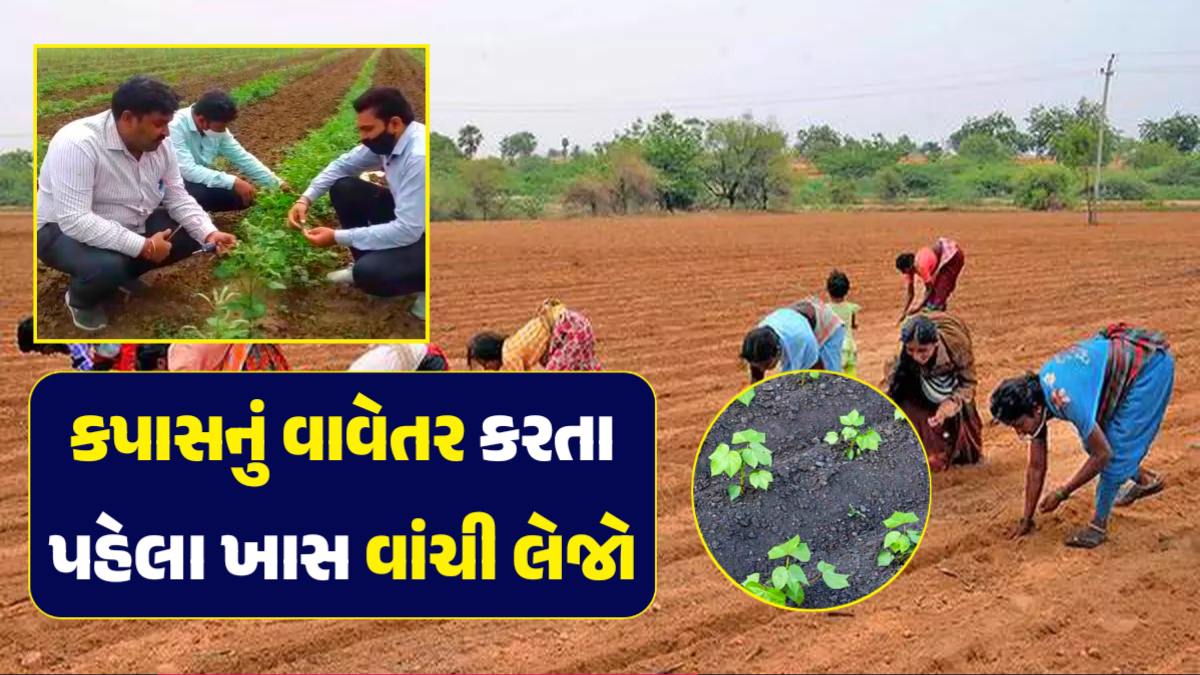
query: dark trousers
[
  {"left": 38, "top": 210, "right": 201, "bottom": 309},
  {"left": 185, "top": 180, "right": 247, "bottom": 212},
  {"left": 328, "top": 176, "right": 425, "bottom": 297}
]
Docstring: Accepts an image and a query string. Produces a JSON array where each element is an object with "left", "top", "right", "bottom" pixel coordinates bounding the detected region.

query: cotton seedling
[
  {"left": 736, "top": 388, "right": 756, "bottom": 406},
  {"left": 876, "top": 511, "right": 923, "bottom": 567},
  {"left": 709, "top": 428, "right": 773, "bottom": 501},
  {"left": 179, "top": 286, "right": 252, "bottom": 339},
  {"left": 847, "top": 503, "right": 867, "bottom": 519},
  {"left": 894, "top": 407, "right": 906, "bottom": 421},
  {"left": 741, "top": 536, "right": 851, "bottom": 608},
  {"left": 823, "top": 409, "right": 882, "bottom": 459}
]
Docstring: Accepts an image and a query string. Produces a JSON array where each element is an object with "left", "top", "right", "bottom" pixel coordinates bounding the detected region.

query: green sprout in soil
[
  {"left": 179, "top": 286, "right": 253, "bottom": 339},
  {"left": 847, "top": 503, "right": 867, "bottom": 519},
  {"left": 736, "top": 388, "right": 756, "bottom": 406},
  {"left": 709, "top": 428, "right": 773, "bottom": 501},
  {"left": 741, "top": 536, "right": 850, "bottom": 607},
  {"left": 823, "top": 409, "right": 882, "bottom": 460},
  {"left": 894, "top": 407, "right": 906, "bottom": 421},
  {"left": 877, "top": 511, "right": 922, "bottom": 567}
]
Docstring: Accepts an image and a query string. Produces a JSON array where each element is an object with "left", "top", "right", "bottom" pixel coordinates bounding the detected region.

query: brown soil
[
  {"left": 16, "top": 211, "right": 1200, "bottom": 670},
  {"left": 372, "top": 48, "right": 426, "bottom": 123},
  {"left": 36, "top": 49, "right": 328, "bottom": 113},
  {"left": 37, "top": 50, "right": 335, "bottom": 138}
]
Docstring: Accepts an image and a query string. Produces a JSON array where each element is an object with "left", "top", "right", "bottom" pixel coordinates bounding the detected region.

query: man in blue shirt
[
  {"left": 286, "top": 87, "right": 426, "bottom": 319},
  {"left": 168, "top": 90, "right": 287, "bottom": 212}
]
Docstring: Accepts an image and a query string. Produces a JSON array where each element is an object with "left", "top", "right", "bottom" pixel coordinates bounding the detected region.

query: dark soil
[{"left": 693, "top": 372, "right": 930, "bottom": 610}]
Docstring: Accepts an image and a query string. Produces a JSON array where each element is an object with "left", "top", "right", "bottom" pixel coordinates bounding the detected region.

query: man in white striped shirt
[{"left": 37, "top": 76, "right": 238, "bottom": 331}]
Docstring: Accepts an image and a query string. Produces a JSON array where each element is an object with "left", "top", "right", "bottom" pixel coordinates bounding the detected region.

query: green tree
[
  {"left": 456, "top": 124, "right": 483, "bottom": 159},
  {"left": 702, "top": 115, "right": 789, "bottom": 209},
  {"left": 460, "top": 158, "right": 508, "bottom": 219},
  {"left": 1124, "top": 140, "right": 1180, "bottom": 169},
  {"left": 918, "top": 141, "right": 944, "bottom": 161},
  {"left": 1138, "top": 112, "right": 1200, "bottom": 153},
  {"left": 561, "top": 137, "right": 569, "bottom": 158},
  {"left": 642, "top": 111, "right": 705, "bottom": 211},
  {"left": 499, "top": 132, "right": 538, "bottom": 162},
  {"left": 431, "top": 132, "right": 462, "bottom": 168},
  {"left": 1026, "top": 99, "right": 1118, "bottom": 158},
  {"left": 794, "top": 124, "right": 842, "bottom": 158},
  {"left": 957, "top": 133, "right": 1012, "bottom": 163},
  {"left": 0, "top": 149, "right": 33, "bottom": 206},
  {"left": 876, "top": 166, "right": 905, "bottom": 202},
  {"left": 949, "top": 111, "right": 1030, "bottom": 154}
]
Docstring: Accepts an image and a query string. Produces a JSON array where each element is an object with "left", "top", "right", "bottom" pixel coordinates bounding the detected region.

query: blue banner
[{"left": 29, "top": 372, "right": 656, "bottom": 619}]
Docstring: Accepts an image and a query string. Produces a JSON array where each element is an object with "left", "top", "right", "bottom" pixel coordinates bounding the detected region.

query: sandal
[
  {"left": 1065, "top": 523, "right": 1107, "bottom": 548},
  {"left": 1115, "top": 473, "right": 1165, "bottom": 507}
]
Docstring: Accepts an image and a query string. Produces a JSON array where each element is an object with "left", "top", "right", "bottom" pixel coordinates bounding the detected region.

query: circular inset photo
[{"left": 692, "top": 370, "right": 931, "bottom": 611}]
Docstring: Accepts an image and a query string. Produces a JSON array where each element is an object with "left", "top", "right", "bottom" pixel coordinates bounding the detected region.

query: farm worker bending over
[
  {"left": 896, "top": 236, "right": 965, "bottom": 322},
  {"left": 741, "top": 297, "right": 845, "bottom": 383},
  {"left": 16, "top": 317, "right": 168, "bottom": 371},
  {"left": 37, "top": 76, "right": 237, "bottom": 331},
  {"left": 883, "top": 313, "right": 982, "bottom": 471},
  {"left": 348, "top": 343, "right": 450, "bottom": 371},
  {"left": 990, "top": 324, "right": 1174, "bottom": 549},
  {"left": 287, "top": 86, "right": 426, "bottom": 320},
  {"left": 168, "top": 344, "right": 290, "bottom": 371},
  {"left": 169, "top": 89, "right": 289, "bottom": 212},
  {"left": 467, "top": 299, "right": 601, "bottom": 371}
]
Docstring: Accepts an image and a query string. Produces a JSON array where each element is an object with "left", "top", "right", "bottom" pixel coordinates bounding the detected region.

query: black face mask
[{"left": 362, "top": 126, "right": 399, "bottom": 155}]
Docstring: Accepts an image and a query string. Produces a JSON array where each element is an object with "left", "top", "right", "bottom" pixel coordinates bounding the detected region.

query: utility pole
[{"left": 1089, "top": 53, "right": 1116, "bottom": 225}]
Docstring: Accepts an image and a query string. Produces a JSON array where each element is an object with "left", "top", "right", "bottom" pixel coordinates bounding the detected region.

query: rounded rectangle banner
[{"left": 28, "top": 372, "right": 656, "bottom": 619}]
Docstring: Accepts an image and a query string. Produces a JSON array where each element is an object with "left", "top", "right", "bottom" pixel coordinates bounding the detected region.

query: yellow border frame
[
  {"left": 26, "top": 370, "right": 658, "bottom": 621},
  {"left": 689, "top": 368, "right": 934, "bottom": 613},
  {"left": 32, "top": 44, "right": 431, "bottom": 345}
]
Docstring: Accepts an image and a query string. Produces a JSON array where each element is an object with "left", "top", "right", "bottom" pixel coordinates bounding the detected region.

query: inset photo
[
  {"left": 692, "top": 370, "right": 931, "bottom": 611},
  {"left": 34, "top": 45, "right": 427, "bottom": 341}
]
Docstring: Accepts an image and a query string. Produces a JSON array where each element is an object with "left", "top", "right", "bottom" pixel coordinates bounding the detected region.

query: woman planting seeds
[
  {"left": 896, "top": 236, "right": 964, "bottom": 322},
  {"left": 990, "top": 324, "right": 1174, "bottom": 548},
  {"left": 467, "top": 299, "right": 600, "bottom": 371},
  {"left": 884, "top": 313, "right": 982, "bottom": 471},
  {"left": 741, "top": 297, "right": 845, "bottom": 383}
]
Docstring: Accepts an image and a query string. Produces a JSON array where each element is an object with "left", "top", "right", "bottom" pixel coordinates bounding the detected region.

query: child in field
[{"left": 826, "top": 270, "right": 861, "bottom": 377}]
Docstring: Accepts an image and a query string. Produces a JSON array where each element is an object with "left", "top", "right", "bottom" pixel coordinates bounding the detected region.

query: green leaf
[
  {"left": 771, "top": 565, "right": 789, "bottom": 590},
  {"left": 793, "top": 541, "right": 811, "bottom": 563},
  {"left": 726, "top": 450, "right": 742, "bottom": 477},
  {"left": 856, "top": 429, "right": 882, "bottom": 452},
  {"left": 824, "top": 431, "right": 839, "bottom": 445},
  {"left": 883, "top": 531, "right": 903, "bottom": 550},
  {"left": 877, "top": 550, "right": 895, "bottom": 567},
  {"left": 896, "top": 536, "right": 912, "bottom": 553},
  {"left": 907, "top": 530, "right": 922, "bottom": 545},
  {"left": 731, "top": 429, "right": 752, "bottom": 444},
  {"left": 768, "top": 536, "right": 800, "bottom": 560},
  {"left": 708, "top": 443, "right": 731, "bottom": 477},
  {"left": 740, "top": 447, "right": 760, "bottom": 469},
  {"left": 788, "top": 563, "right": 809, "bottom": 586},
  {"left": 883, "top": 511, "right": 920, "bottom": 528},
  {"left": 894, "top": 407, "right": 906, "bottom": 421},
  {"left": 839, "top": 409, "right": 865, "bottom": 427},
  {"left": 808, "top": 372, "right": 821, "bottom": 379},
  {"left": 748, "top": 441, "right": 772, "bottom": 466},
  {"left": 727, "top": 484, "right": 742, "bottom": 501},
  {"left": 736, "top": 388, "right": 756, "bottom": 406},
  {"left": 817, "top": 561, "right": 850, "bottom": 590},
  {"left": 749, "top": 430, "right": 766, "bottom": 444},
  {"left": 743, "top": 573, "right": 761, "bottom": 584},
  {"left": 748, "top": 469, "right": 773, "bottom": 491},
  {"left": 784, "top": 582, "right": 805, "bottom": 606},
  {"left": 842, "top": 426, "right": 859, "bottom": 441}
]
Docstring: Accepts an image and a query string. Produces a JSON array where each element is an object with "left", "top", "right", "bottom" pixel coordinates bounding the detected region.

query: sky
[{"left": 2, "top": 0, "right": 1198, "bottom": 155}]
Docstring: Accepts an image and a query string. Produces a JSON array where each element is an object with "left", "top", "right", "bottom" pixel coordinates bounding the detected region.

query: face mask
[{"left": 362, "top": 126, "right": 399, "bottom": 155}]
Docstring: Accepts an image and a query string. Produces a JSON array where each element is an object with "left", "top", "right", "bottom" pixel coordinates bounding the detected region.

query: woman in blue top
[
  {"left": 740, "top": 299, "right": 846, "bottom": 383},
  {"left": 989, "top": 324, "right": 1174, "bottom": 548}
]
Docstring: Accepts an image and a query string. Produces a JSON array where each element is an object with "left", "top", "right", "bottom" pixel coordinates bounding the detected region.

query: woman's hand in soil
[
  {"left": 928, "top": 400, "right": 958, "bottom": 428},
  {"left": 302, "top": 227, "right": 337, "bottom": 248},
  {"left": 1009, "top": 516, "right": 1035, "bottom": 539},
  {"left": 205, "top": 231, "right": 238, "bottom": 254},
  {"left": 1038, "top": 487, "right": 1067, "bottom": 514}
]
